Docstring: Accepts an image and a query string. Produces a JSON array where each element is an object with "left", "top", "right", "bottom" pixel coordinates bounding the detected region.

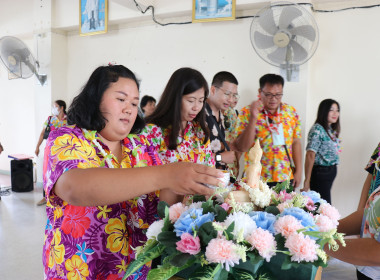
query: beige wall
[{"left": 1, "top": 0, "right": 380, "bottom": 218}]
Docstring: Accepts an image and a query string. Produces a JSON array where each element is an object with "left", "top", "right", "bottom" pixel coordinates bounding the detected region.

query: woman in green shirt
[{"left": 302, "top": 99, "right": 341, "bottom": 204}]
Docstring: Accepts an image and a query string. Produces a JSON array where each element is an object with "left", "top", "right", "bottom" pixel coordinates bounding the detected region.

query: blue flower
[
  {"left": 301, "top": 191, "right": 322, "bottom": 204},
  {"left": 281, "top": 207, "right": 316, "bottom": 230},
  {"left": 75, "top": 241, "right": 95, "bottom": 262},
  {"left": 173, "top": 208, "right": 215, "bottom": 237},
  {"left": 249, "top": 211, "right": 276, "bottom": 234}
]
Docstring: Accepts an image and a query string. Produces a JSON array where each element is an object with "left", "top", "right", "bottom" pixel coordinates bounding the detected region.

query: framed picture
[
  {"left": 192, "top": 0, "right": 235, "bottom": 23},
  {"left": 80, "top": 0, "right": 108, "bottom": 36}
]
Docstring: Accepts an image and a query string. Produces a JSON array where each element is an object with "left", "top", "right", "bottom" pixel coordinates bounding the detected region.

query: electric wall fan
[
  {"left": 0, "top": 36, "right": 47, "bottom": 85},
  {"left": 250, "top": 1, "right": 319, "bottom": 81}
]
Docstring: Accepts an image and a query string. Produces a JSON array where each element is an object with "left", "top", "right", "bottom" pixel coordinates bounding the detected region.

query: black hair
[
  {"left": 67, "top": 65, "right": 145, "bottom": 133},
  {"left": 140, "top": 95, "right": 156, "bottom": 113},
  {"left": 315, "top": 99, "right": 340, "bottom": 137},
  {"left": 211, "top": 71, "right": 239, "bottom": 87},
  {"left": 55, "top": 100, "right": 67, "bottom": 114},
  {"left": 145, "top": 67, "right": 210, "bottom": 150},
  {"left": 259, "top": 73, "right": 284, "bottom": 89}
]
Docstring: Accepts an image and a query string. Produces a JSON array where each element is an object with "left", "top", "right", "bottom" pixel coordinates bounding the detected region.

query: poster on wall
[
  {"left": 192, "top": 0, "right": 235, "bottom": 23},
  {"left": 80, "top": 0, "right": 108, "bottom": 36}
]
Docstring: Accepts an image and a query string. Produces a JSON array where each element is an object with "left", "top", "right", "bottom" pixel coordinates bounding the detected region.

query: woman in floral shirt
[
  {"left": 302, "top": 99, "right": 341, "bottom": 204},
  {"left": 43, "top": 65, "right": 220, "bottom": 280},
  {"left": 141, "top": 68, "right": 215, "bottom": 204}
]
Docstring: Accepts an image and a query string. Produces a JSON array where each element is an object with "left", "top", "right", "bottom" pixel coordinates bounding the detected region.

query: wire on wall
[{"left": 131, "top": 0, "right": 380, "bottom": 26}]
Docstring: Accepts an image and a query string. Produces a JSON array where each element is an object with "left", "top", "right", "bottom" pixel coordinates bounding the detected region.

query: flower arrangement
[{"left": 122, "top": 180, "right": 345, "bottom": 280}]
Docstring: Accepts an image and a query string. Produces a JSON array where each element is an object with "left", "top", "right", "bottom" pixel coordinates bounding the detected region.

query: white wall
[{"left": 1, "top": 0, "right": 380, "bottom": 218}]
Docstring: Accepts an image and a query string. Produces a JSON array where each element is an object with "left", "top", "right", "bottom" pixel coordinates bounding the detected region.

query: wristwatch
[{"left": 215, "top": 152, "right": 222, "bottom": 162}]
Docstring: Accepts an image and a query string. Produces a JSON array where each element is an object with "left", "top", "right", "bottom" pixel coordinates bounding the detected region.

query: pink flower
[
  {"left": 305, "top": 197, "right": 316, "bottom": 211},
  {"left": 274, "top": 215, "right": 303, "bottom": 238},
  {"left": 285, "top": 232, "right": 319, "bottom": 263},
  {"left": 176, "top": 233, "right": 201, "bottom": 255},
  {"left": 246, "top": 228, "right": 277, "bottom": 262},
  {"left": 205, "top": 238, "right": 240, "bottom": 271},
  {"left": 314, "top": 214, "right": 335, "bottom": 232},
  {"left": 169, "top": 202, "right": 188, "bottom": 223},
  {"left": 318, "top": 203, "right": 340, "bottom": 226},
  {"left": 220, "top": 203, "right": 230, "bottom": 211},
  {"left": 277, "top": 190, "right": 293, "bottom": 202}
]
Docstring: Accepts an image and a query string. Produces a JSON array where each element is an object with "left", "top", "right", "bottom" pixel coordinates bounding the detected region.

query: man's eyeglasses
[
  {"left": 215, "top": 86, "right": 240, "bottom": 100},
  {"left": 261, "top": 91, "right": 283, "bottom": 99}
]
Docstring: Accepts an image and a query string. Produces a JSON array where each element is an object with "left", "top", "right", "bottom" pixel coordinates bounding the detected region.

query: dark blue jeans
[{"left": 310, "top": 165, "right": 337, "bottom": 204}]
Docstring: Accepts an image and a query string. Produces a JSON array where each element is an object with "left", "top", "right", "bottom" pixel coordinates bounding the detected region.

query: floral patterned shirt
[
  {"left": 365, "top": 143, "right": 380, "bottom": 198},
  {"left": 224, "top": 108, "right": 239, "bottom": 143},
  {"left": 43, "top": 115, "right": 67, "bottom": 132},
  {"left": 43, "top": 125, "right": 160, "bottom": 280},
  {"left": 141, "top": 121, "right": 215, "bottom": 167},
  {"left": 237, "top": 103, "right": 301, "bottom": 183},
  {"left": 306, "top": 123, "right": 340, "bottom": 166}
]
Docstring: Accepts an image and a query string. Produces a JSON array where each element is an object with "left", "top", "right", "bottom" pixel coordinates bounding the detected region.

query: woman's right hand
[
  {"left": 161, "top": 162, "right": 224, "bottom": 197},
  {"left": 35, "top": 147, "right": 40, "bottom": 157}
]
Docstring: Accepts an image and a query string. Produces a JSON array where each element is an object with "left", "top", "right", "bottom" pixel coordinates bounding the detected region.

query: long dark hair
[
  {"left": 55, "top": 100, "right": 67, "bottom": 114},
  {"left": 315, "top": 99, "right": 340, "bottom": 138},
  {"left": 67, "top": 65, "right": 145, "bottom": 133},
  {"left": 145, "top": 67, "right": 210, "bottom": 150}
]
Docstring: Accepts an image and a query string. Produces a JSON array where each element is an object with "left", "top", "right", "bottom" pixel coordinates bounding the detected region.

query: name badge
[{"left": 272, "top": 123, "right": 285, "bottom": 146}]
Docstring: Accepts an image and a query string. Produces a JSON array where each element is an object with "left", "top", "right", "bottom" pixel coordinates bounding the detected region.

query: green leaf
[
  {"left": 225, "top": 221, "right": 235, "bottom": 240},
  {"left": 123, "top": 244, "right": 165, "bottom": 280},
  {"left": 188, "top": 264, "right": 221, "bottom": 280},
  {"left": 170, "top": 253, "right": 194, "bottom": 267},
  {"left": 281, "top": 255, "right": 297, "bottom": 270},
  {"left": 215, "top": 204, "right": 228, "bottom": 222},
  {"left": 198, "top": 222, "right": 218, "bottom": 247},
  {"left": 193, "top": 195, "right": 206, "bottom": 202},
  {"left": 157, "top": 231, "right": 179, "bottom": 248},
  {"left": 147, "top": 259, "right": 195, "bottom": 280},
  {"left": 201, "top": 199, "right": 215, "bottom": 215},
  {"left": 157, "top": 201, "right": 169, "bottom": 219},
  {"left": 231, "top": 268, "right": 256, "bottom": 280},
  {"left": 264, "top": 206, "right": 280, "bottom": 215}
]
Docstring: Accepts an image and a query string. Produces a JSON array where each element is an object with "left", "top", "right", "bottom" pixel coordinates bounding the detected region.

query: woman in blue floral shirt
[{"left": 302, "top": 99, "right": 341, "bottom": 204}]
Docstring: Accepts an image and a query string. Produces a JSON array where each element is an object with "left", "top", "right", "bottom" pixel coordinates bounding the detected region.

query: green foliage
[
  {"left": 157, "top": 201, "right": 169, "bottom": 219},
  {"left": 231, "top": 268, "right": 256, "bottom": 280},
  {"left": 147, "top": 259, "right": 195, "bottom": 280},
  {"left": 157, "top": 231, "right": 179, "bottom": 248},
  {"left": 225, "top": 221, "right": 235, "bottom": 240},
  {"left": 188, "top": 264, "right": 221, "bottom": 280},
  {"left": 272, "top": 180, "right": 293, "bottom": 193},
  {"left": 201, "top": 199, "right": 215, "bottom": 215},
  {"left": 264, "top": 206, "right": 280, "bottom": 215},
  {"left": 193, "top": 195, "right": 206, "bottom": 202},
  {"left": 198, "top": 222, "right": 218, "bottom": 247},
  {"left": 123, "top": 244, "right": 165, "bottom": 280},
  {"left": 214, "top": 204, "right": 228, "bottom": 222},
  {"left": 169, "top": 253, "right": 195, "bottom": 267}
]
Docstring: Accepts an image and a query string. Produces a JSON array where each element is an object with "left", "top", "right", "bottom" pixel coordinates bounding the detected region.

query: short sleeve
[
  {"left": 236, "top": 106, "right": 251, "bottom": 137},
  {"left": 306, "top": 124, "right": 322, "bottom": 153},
  {"left": 44, "top": 128, "right": 99, "bottom": 207},
  {"left": 365, "top": 143, "right": 380, "bottom": 175},
  {"left": 292, "top": 110, "right": 302, "bottom": 139},
  {"left": 42, "top": 116, "right": 51, "bottom": 129}
]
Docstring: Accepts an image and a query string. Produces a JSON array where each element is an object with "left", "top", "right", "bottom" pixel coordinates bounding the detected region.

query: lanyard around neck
[{"left": 264, "top": 106, "right": 281, "bottom": 134}]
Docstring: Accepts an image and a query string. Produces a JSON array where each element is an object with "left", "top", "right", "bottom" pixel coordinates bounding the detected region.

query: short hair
[
  {"left": 67, "top": 65, "right": 145, "bottom": 133},
  {"left": 315, "top": 99, "right": 341, "bottom": 137},
  {"left": 211, "top": 71, "right": 238, "bottom": 87},
  {"left": 259, "top": 73, "right": 284, "bottom": 89},
  {"left": 140, "top": 95, "right": 156, "bottom": 113},
  {"left": 55, "top": 100, "right": 67, "bottom": 114},
  {"left": 146, "top": 67, "right": 210, "bottom": 150}
]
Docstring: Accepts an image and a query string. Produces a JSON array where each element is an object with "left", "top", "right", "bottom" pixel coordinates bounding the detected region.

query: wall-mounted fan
[
  {"left": 0, "top": 36, "right": 47, "bottom": 85},
  {"left": 250, "top": 1, "right": 319, "bottom": 81}
]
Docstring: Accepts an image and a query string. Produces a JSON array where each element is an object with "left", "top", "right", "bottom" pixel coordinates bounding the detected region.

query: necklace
[{"left": 82, "top": 128, "right": 115, "bottom": 168}]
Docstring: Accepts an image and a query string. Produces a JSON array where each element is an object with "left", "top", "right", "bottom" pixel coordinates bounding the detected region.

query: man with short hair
[
  {"left": 234, "top": 73, "right": 302, "bottom": 187},
  {"left": 205, "top": 71, "right": 238, "bottom": 170}
]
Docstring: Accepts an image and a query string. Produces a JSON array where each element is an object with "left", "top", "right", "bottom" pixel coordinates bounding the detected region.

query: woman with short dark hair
[
  {"left": 42, "top": 64, "right": 220, "bottom": 279},
  {"left": 302, "top": 99, "right": 341, "bottom": 203}
]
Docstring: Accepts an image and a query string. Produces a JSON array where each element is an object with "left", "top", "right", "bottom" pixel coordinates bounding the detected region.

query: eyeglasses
[
  {"left": 261, "top": 91, "right": 283, "bottom": 99},
  {"left": 215, "top": 86, "right": 240, "bottom": 100}
]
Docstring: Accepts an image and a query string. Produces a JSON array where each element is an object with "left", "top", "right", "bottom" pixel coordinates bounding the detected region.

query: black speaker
[{"left": 10, "top": 159, "right": 34, "bottom": 192}]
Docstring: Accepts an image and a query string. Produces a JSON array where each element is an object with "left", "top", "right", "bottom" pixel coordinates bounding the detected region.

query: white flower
[
  {"left": 188, "top": 202, "right": 203, "bottom": 209},
  {"left": 146, "top": 220, "right": 164, "bottom": 240},
  {"left": 224, "top": 212, "right": 257, "bottom": 239},
  {"left": 210, "top": 139, "right": 221, "bottom": 152}
]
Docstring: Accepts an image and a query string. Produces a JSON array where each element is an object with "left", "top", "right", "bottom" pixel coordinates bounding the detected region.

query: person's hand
[
  {"left": 250, "top": 100, "right": 263, "bottom": 120},
  {"left": 220, "top": 151, "right": 236, "bottom": 164},
  {"left": 162, "top": 162, "right": 224, "bottom": 197},
  {"left": 292, "top": 169, "right": 302, "bottom": 188},
  {"left": 35, "top": 147, "right": 40, "bottom": 157},
  {"left": 300, "top": 179, "right": 310, "bottom": 192}
]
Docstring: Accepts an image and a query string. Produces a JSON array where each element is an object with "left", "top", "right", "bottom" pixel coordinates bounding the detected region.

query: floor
[{"left": 0, "top": 173, "right": 358, "bottom": 280}]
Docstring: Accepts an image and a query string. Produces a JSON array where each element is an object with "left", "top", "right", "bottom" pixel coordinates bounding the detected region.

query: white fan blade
[
  {"left": 279, "top": 6, "right": 302, "bottom": 30},
  {"left": 289, "top": 40, "right": 308, "bottom": 62},
  {"left": 254, "top": 31, "right": 274, "bottom": 49},
  {"left": 267, "top": 47, "right": 287, "bottom": 64},
  {"left": 289, "top": 25, "right": 316, "bottom": 41},
  {"left": 259, "top": 9, "right": 278, "bottom": 35}
]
